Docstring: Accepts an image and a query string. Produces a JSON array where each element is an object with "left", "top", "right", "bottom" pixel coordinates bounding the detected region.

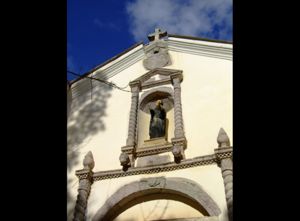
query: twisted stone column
[
  {"left": 171, "top": 76, "right": 184, "bottom": 138},
  {"left": 171, "top": 73, "right": 186, "bottom": 163},
  {"left": 121, "top": 81, "right": 141, "bottom": 169},
  {"left": 221, "top": 158, "right": 233, "bottom": 221},
  {"left": 126, "top": 83, "right": 140, "bottom": 146},
  {"left": 73, "top": 151, "right": 94, "bottom": 221},
  {"left": 215, "top": 128, "right": 233, "bottom": 221}
]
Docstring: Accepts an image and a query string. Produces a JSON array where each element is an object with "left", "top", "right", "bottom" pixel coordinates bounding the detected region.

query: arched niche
[
  {"left": 120, "top": 68, "right": 186, "bottom": 168},
  {"left": 92, "top": 177, "right": 221, "bottom": 221},
  {"left": 137, "top": 87, "right": 174, "bottom": 148}
]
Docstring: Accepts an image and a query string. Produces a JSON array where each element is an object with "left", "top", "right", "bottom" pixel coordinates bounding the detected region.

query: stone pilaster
[
  {"left": 120, "top": 80, "right": 141, "bottom": 169},
  {"left": 73, "top": 151, "right": 95, "bottom": 221},
  {"left": 214, "top": 128, "right": 233, "bottom": 221},
  {"left": 170, "top": 73, "right": 186, "bottom": 163}
]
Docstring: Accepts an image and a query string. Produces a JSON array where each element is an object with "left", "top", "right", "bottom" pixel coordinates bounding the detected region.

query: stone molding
[
  {"left": 75, "top": 169, "right": 94, "bottom": 181},
  {"left": 214, "top": 147, "right": 233, "bottom": 163},
  {"left": 135, "top": 142, "right": 173, "bottom": 157},
  {"left": 135, "top": 68, "right": 182, "bottom": 90},
  {"left": 92, "top": 177, "right": 221, "bottom": 221},
  {"left": 94, "top": 153, "right": 218, "bottom": 181}
]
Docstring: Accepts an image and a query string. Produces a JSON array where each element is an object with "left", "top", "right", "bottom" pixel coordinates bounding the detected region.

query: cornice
[
  {"left": 71, "top": 45, "right": 145, "bottom": 98},
  {"left": 70, "top": 36, "right": 232, "bottom": 99},
  {"left": 167, "top": 38, "right": 232, "bottom": 61},
  {"left": 92, "top": 153, "right": 219, "bottom": 181},
  {"left": 135, "top": 143, "right": 173, "bottom": 157}
]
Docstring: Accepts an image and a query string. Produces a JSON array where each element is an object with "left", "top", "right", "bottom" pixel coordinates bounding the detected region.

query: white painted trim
[
  {"left": 167, "top": 38, "right": 232, "bottom": 61},
  {"left": 70, "top": 37, "right": 232, "bottom": 99},
  {"left": 168, "top": 37, "right": 232, "bottom": 48}
]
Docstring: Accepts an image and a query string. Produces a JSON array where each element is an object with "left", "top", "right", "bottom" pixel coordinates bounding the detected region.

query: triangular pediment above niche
[
  {"left": 143, "top": 74, "right": 169, "bottom": 84},
  {"left": 132, "top": 68, "right": 183, "bottom": 90}
]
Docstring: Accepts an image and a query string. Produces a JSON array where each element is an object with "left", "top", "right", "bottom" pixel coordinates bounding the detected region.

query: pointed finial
[
  {"left": 217, "top": 128, "right": 230, "bottom": 148},
  {"left": 83, "top": 151, "right": 95, "bottom": 170}
]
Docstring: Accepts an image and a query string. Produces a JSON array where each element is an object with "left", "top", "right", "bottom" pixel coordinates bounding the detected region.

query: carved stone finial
[
  {"left": 119, "top": 152, "right": 130, "bottom": 166},
  {"left": 217, "top": 128, "right": 230, "bottom": 148},
  {"left": 83, "top": 151, "right": 95, "bottom": 170}
]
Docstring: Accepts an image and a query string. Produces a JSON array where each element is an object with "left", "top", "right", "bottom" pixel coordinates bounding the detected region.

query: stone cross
[{"left": 148, "top": 28, "right": 167, "bottom": 41}]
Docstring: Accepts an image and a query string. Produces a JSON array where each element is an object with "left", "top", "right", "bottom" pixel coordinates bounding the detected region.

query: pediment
[
  {"left": 143, "top": 74, "right": 169, "bottom": 84},
  {"left": 131, "top": 68, "right": 183, "bottom": 90}
]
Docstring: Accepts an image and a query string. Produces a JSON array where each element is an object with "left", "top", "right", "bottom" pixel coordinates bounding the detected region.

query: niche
[{"left": 137, "top": 88, "right": 174, "bottom": 149}]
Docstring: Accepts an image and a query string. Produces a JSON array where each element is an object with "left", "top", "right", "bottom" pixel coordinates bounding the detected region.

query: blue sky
[{"left": 67, "top": 0, "right": 232, "bottom": 81}]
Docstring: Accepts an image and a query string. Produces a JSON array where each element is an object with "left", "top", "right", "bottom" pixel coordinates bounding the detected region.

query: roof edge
[
  {"left": 70, "top": 42, "right": 144, "bottom": 85},
  {"left": 168, "top": 34, "right": 232, "bottom": 44}
]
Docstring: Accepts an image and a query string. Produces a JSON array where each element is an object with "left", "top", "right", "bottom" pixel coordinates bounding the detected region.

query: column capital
[
  {"left": 75, "top": 169, "right": 94, "bottom": 181},
  {"left": 129, "top": 80, "right": 142, "bottom": 92},
  {"left": 214, "top": 147, "right": 233, "bottom": 162},
  {"left": 170, "top": 72, "right": 183, "bottom": 85}
]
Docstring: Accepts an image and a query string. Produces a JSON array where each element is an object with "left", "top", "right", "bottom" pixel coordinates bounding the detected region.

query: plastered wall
[{"left": 67, "top": 42, "right": 232, "bottom": 221}]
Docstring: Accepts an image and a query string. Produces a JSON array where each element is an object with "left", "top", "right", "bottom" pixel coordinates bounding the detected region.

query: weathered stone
[
  {"left": 143, "top": 28, "right": 171, "bottom": 70},
  {"left": 217, "top": 128, "right": 230, "bottom": 147},
  {"left": 119, "top": 152, "right": 130, "bottom": 166},
  {"left": 73, "top": 152, "right": 94, "bottom": 221},
  {"left": 142, "top": 137, "right": 168, "bottom": 147},
  {"left": 83, "top": 151, "right": 94, "bottom": 170},
  {"left": 147, "top": 28, "right": 167, "bottom": 41},
  {"left": 136, "top": 154, "right": 172, "bottom": 167},
  {"left": 139, "top": 176, "right": 166, "bottom": 189},
  {"left": 92, "top": 177, "right": 221, "bottom": 221}
]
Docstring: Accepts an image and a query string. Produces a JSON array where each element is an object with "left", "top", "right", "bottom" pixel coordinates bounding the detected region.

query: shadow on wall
[{"left": 67, "top": 76, "right": 113, "bottom": 220}]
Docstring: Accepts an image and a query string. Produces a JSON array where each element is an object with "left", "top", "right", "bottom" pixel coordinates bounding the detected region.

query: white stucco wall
[{"left": 67, "top": 38, "right": 232, "bottom": 221}]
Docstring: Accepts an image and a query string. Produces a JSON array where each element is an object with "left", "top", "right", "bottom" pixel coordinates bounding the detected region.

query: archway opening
[
  {"left": 96, "top": 189, "right": 210, "bottom": 221},
  {"left": 92, "top": 177, "right": 221, "bottom": 221},
  {"left": 115, "top": 199, "right": 205, "bottom": 221}
]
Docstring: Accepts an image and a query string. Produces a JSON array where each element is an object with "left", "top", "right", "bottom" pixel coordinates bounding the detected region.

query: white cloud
[{"left": 126, "top": 0, "right": 232, "bottom": 41}]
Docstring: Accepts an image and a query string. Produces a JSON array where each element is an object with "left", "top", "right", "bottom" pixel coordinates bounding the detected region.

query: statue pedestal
[
  {"left": 141, "top": 137, "right": 168, "bottom": 148},
  {"left": 136, "top": 137, "right": 173, "bottom": 158}
]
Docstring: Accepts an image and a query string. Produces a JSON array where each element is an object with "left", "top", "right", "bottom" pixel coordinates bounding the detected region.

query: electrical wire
[{"left": 67, "top": 70, "right": 131, "bottom": 92}]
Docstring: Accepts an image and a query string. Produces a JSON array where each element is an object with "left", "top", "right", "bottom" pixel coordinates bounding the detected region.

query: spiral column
[
  {"left": 120, "top": 80, "right": 141, "bottom": 169},
  {"left": 73, "top": 151, "right": 94, "bottom": 221},
  {"left": 171, "top": 73, "right": 186, "bottom": 163},
  {"left": 215, "top": 128, "right": 233, "bottom": 221}
]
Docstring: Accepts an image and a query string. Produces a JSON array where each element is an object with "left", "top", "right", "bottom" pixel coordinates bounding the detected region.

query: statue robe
[{"left": 149, "top": 106, "right": 166, "bottom": 139}]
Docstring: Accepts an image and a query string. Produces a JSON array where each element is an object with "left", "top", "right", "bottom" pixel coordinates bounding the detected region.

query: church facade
[{"left": 67, "top": 29, "right": 232, "bottom": 221}]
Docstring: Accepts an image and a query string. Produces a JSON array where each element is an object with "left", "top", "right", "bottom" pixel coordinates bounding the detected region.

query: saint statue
[{"left": 149, "top": 100, "right": 166, "bottom": 139}]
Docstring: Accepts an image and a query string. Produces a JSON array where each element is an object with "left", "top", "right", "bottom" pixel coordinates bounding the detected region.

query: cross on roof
[{"left": 148, "top": 28, "right": 167, "bottom": 42}]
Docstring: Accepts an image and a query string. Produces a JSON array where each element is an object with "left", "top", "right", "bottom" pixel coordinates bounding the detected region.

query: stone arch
[
  {"left": 139, "top": 86, "right": 174, "bottom": 113},
  {"left": 92, "top": 177, "right": 221, "bottom": 221}
]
